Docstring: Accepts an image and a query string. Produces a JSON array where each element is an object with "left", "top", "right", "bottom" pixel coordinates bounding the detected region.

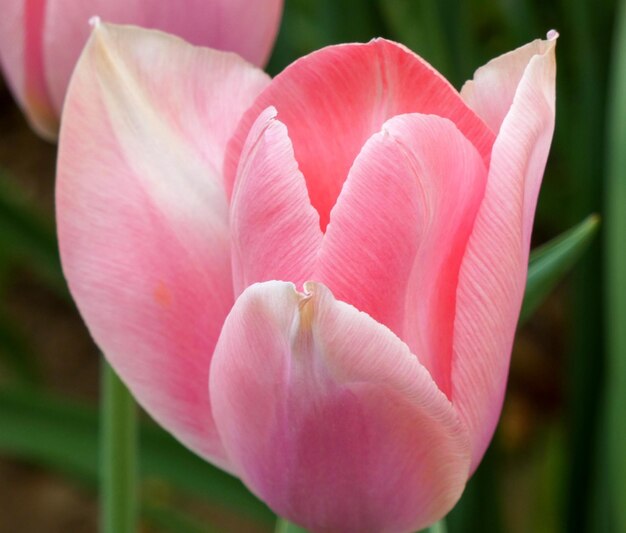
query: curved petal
[
  {"left": 225, "top": 39, "right": 495, "bottom": 230},
  {"left": 56, "top": 23, "right": 269, "bottom": 471},
  {"left": 211, "top": 281, "right": 471, "bottom": 533},
  {"left": 43, "top": 0, "right": 281, "bottom": 114},
  {"left": 0, "top": 0, "right": 58, "bottom": 139},
  {"left": 316, "top": 113, "right": 487, "bottom": 396},
  {"left": 230, "top": 107, "right": 323, "bottom": 296},
  {"left": 452, "top": 36, "right": 557, "bottom": 471},
  {"left": 460, "top": 31, "right": 558, "bottom": 134}
]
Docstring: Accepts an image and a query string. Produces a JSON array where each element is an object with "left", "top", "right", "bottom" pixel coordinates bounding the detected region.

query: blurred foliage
[
  {"left": 0, "top": 386, "right": 274, "bottom": 530},
  {"left": 604, "top": 1, "right": 626, "bottom": 532},
  {"left": 0, "top": 0, "right": 622, "bottom": 532},
  {"left": 520, "top": 215, "right": 600, "bottom": 324}
]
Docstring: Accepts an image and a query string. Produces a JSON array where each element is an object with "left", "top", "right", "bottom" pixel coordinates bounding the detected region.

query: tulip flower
[
  {"left": 56, "top": 21, "right": 557, "bottom": 533},
  {"left": 0, "top": 0, "right": 283, "bottom": 141}
]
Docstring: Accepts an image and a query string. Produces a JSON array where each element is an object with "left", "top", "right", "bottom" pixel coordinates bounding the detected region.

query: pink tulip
[
  {"left": 56, "top": 22, "right": 557, "bottom": 533},
  {"left": 0, "top": 0, "right": 283, "bottom": 140}
]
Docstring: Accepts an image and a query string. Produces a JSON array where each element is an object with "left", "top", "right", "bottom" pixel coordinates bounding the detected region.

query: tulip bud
[{"left": 57, "top": 23, "right": 556, "bottom": 532}]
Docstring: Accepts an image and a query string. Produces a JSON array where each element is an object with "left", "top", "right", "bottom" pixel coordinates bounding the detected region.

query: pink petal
[
  {"left": 225, "top": 39, "right": 495, "bottom": 230},
  {"left": 0, "top": 0, "right": 58, "bottom": 139},
  {"left": 0, "top": 0, "right": 282, "bottom": 140},
  {"left": 230, "top": 107, "right": 323, "bottom": 296},
  {"left": 316, "top": 113, "right": 487, "bottom": 396},
  {"left": 56, "top": 23, "right": 269, "bottom": 471},
  {"left": 211, "top": 281, "right": 471, "bottom": 533},
  {"left": 460, "top": 32, "right": 558, "bottom": 134},
  {"left": 452, "top": 36, "right": 557, "bottom": 471},
  {"left": 44, "top": 0, "right": 282, "bottom": 115}
]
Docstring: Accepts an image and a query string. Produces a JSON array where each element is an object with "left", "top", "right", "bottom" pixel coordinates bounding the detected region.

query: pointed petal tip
[
  {"left": 547, "top": 29, "right": 559, "bottom": 41},
  {"left": 88, "top": 16, "right": 101, "bottom": 28}
]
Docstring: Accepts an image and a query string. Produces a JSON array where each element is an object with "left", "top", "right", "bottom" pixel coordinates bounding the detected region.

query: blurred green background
[{"left": 0, "top": 0, "right": 623, "bottom": 531}]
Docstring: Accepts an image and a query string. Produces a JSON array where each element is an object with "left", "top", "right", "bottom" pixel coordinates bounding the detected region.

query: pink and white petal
[
  {"left": 230, "top": 107, "right": 323, "bottom": 295},
  {"left": 452, "top": 38, "right": 557, "bottom": 471},
  {"left": 211, "top": 281, "right": 471, "bottom": 533},
  {"left": 43, "top": 0, "right": 282, "bottom": 115},
  {"left": 316, "top": 113, "right": 487, "bottom": 396},
  {"left": 460, "top": 32, "right": 558, "bottom": 134},
  {"left": 57, "top": 23, "right": 268, "bottom": 471},
  {"left": 0, "top": 0, "right": 58, "bottom": 139},
  {"left": 225, "top": 39, "right": 495, "bottom": 230}
]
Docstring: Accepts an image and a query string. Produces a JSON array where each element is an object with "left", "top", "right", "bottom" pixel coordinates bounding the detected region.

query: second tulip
[{"left": 0, "top": 0, "right": 283, "bottom": 139}]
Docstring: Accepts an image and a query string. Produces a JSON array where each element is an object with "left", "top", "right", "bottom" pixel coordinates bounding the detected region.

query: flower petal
[
  {"left": 460, "top": 32, "right": 558, "bottom": 134},
  {"left": 211, "top": 281, "right": 471, "bottom": 533},
  {"left": 452, "top": 37, "right": 557, "bottom": 471},
  {"left": 43, "top": 0, "right": 282, "bottom": 115},
  {"left": 317, "top": 113, "right": 487, "bottom": 396},
  {"left": 225, "top": 39, "right": 495, "bottom": 230},
  {"left": 230, "top": 107, "right": 323, "bottom": 296},
  {"left": 0, "top": 0, "right": 58, "bottom": 139},
  {"left": 56, "top": 23, "right": 269, "bottom": 470}
]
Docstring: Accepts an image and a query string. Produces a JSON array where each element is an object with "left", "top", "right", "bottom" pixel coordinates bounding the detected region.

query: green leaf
[
  {"left": 520, "top": 215, "right": 600, "bottom": 324},
  {"left": 0, "top": 386, "right": 274, "bottom": 524}
]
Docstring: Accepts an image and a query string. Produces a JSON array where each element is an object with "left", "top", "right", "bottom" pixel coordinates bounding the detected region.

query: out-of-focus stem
[
  {"left": 427, "top": 519, "right": 448, "bottom": 533},
  {"left": 100, "top": 360, "right": 138, "bottom": 533},
  {"left": 274, "top": 518, "right": 308, "bottom": 533},
  {"left": 559, "top": 0, "right": 607, "bottom": 529},
  {"left": 604, "top": 0, "right": 626, "bottom": 530}
]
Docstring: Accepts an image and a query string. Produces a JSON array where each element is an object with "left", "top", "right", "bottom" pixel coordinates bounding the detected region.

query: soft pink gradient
[
  {"left": 0, "top": 0, "right": 283, "bottom": 140},
  {"left": 454, "top": 34, "right": 558, "bottom": 473},
  {"left": 224, "top": 38, "right": 495, "bottom": 231},
  {"left": 57, "top": 24, "right": 557, "bottom": 533},
  {"left": 211, "top": 282, "right": 471, "bottom": 533},
  {"left": 56, "top": 23, "right": 270, "bottom": 471}
]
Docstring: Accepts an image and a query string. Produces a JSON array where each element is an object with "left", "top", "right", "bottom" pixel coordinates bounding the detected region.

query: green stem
[
  {"left": 100, "top": 360, "right": 138, "bottom": 533},
  {"left": 273, "top": 515, "right": 449, "bottom": 532},
  {"left": 274, "top": 518, "right": 308, "bottom": 533},
  {"left": 604, "top": 0, "right": 626, "bottom": 531},
  {"left": 557, "top": 0, "right": 608, "bottom": 528},
  {"left": 426, "top": 519, "right": 447, "bottom": 533}
]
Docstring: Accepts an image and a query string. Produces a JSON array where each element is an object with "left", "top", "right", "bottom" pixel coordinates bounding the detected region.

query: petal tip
[
  {"left": 547, "top": 29, "right": 559, "bottom": 41},
  {"left": 88, "top": 15, "right": 101, "bottom": 28}
]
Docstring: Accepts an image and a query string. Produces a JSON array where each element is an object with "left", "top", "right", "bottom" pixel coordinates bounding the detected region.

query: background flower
[{"left": 0, "top": 0, "right": 283, "bottom": 140}]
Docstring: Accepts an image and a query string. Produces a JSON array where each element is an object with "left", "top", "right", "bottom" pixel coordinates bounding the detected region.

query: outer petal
[
  {"left": 230, "top": 107, "right": 323, "bottom": 296},
  {"left": 211, "top": 281, "right": 471, "bottom": 533},
  {"left": 56, "top": 23, "right": 269, "bottom": 470},
  {"left": 316, "top": 113, "right": 487, "bottom": 396},
  {"left": 0, "top": 0, "right": 58, "bottom": 139},
  {"left": 460, "top": 31, "right": 558, "bottom": 134},
  {"left": 452, "top": 36, "right": 557, "bottom": 471},
  {"left": 225, "top": 39, "right": 495, "bottom": 230}
]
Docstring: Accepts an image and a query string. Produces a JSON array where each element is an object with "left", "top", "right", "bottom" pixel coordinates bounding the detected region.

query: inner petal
[
  {"left": 316, "top": 113, "right": 488, "bottom": 396},
  {"left": 224, "top": 38, "right": 495, "bottom": 231}
]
